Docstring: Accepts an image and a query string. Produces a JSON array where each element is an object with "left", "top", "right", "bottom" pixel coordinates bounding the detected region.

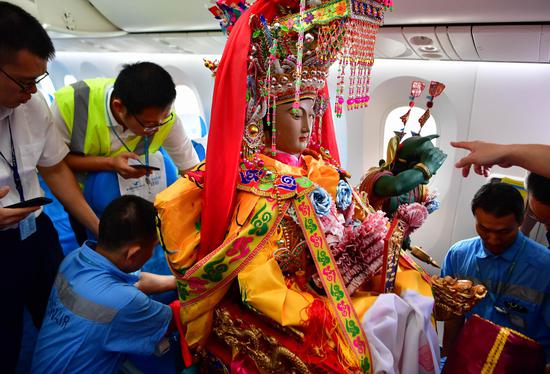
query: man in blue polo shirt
[
  {"left": 441, "top": 182, "right": 550, "bottom": 365},
  {"left": 31, "top": 195, "right": 176, "bottom": 373}
]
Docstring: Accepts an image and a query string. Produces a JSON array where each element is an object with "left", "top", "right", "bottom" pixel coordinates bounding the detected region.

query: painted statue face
[
  {"left": 0, "top": 49, "right": 47, "bottom": 108},
  {"left": 270, "top": 98, "right": 315, "bottom": 156},
  {"left": 474, "top": 208, "right": 520, "bottom": 255}
]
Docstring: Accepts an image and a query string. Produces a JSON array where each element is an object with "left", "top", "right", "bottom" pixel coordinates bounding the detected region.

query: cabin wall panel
[{"left": 450, "top": 62, "right": 550, "bottom": 249}]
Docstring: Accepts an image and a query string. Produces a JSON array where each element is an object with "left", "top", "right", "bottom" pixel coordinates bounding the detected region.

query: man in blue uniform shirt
[
  {"left": 441, "top": 182, "right": 550, "bottom": 366},
  {"left": 31, "top": 195, "right": 176, "bottom": 373}
]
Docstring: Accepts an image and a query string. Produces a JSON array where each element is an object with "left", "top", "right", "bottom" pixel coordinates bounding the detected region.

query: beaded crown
[
  {"left": 218, "top": 0, "right": 393, "bottom": 162},
  {"left": 210, "top": 0, "right": 393, "bottom": 119}
]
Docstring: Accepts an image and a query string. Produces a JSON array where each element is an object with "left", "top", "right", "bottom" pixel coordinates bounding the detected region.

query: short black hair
[
  {"left": 0, "top": 2, "right": 55, "bottom": 65},
  {"left": 471, "top": 182, "right": 524, "bottom": 223},
  {"left": 112, "top": 62, "right": 176, "bottom": 115},
  {"left": 98, "top": 195, "right": 157, "bottom": 252},
  {"left": 527, "top": 172, "right": 550, "bottom": 205}
]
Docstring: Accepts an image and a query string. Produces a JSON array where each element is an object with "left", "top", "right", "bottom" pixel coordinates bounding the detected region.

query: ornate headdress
[{"left": 201, "top": 0, "right": 391, "bottom": 259}]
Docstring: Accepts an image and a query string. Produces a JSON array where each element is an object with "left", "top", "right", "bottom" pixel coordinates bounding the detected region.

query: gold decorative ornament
[
  {"left": 410, "top": 245, "right": 440, "bottom": 268},
  {"left": 212, "top": 308, "right": 311, "bottom": 374},
  {"left": 431, "top": 275, "right": 488, "bottom": 321},
  {"left": 413, "top": 162, "right": 432, "bottom": 179}
]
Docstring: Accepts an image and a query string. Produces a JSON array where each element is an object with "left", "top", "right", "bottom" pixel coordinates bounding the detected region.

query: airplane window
[
  {"left": 174, "top": 84, "right": 206, "bottom": 140},
  {"left": 64, "top": 74, "right": 77, "bottom": 86},
  {"left": 37, "top": 76, "right": 56, "bottom": 106},
  {"left": 383, "top": 106, "right": 437, "bottom": 156}
]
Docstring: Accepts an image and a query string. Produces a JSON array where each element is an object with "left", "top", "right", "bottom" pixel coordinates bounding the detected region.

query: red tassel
[
  {"left": 169, "top": 300, "right": 193, "bottom": 368},
  {"left": 301, "top": 299, "right": 338, "bottom": 357}
]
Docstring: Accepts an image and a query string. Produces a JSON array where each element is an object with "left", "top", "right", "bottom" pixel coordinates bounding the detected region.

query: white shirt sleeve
[
  {"left": 37, "top": 96, "right": 69, "bottom": 167},
  {"left": 162, "top": 115, "right": 200, "bottom": 171},
  {"left": 50, "top": 101, "right": 71, "bottom": 146}
]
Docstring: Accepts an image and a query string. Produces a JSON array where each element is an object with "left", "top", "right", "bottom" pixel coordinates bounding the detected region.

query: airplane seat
[
  {"left": 191, "top": 138, "right": 207, "bottom": 161},
  {"left": 191, "top": 116, "right": 208, "bottom": 161}
]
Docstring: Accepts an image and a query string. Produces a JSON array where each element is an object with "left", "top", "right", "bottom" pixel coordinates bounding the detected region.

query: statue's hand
[{"left": 420, "top": 147, "right": 447, "bottom": 175}]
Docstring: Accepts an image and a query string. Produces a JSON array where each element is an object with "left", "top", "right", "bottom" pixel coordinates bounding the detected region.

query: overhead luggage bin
[
  {"left": 375, "top": 27, "right": 418, "bottom": 59},
  {"left": 473, "top": 25, "right": 543, "bottom": 63},
  {"left": 88, "top": 0, "right": 218, "bottom": 32},
  {"left": 447, "top": 26, "right": 480, "bottom": 61},
  {"left": 10, "top": 0, "right": 126, "bottom": 37}
]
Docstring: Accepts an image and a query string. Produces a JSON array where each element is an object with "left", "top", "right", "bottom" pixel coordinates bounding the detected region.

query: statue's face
[{"left": 270, "top": 98, "right": 315, "bottom": 156}]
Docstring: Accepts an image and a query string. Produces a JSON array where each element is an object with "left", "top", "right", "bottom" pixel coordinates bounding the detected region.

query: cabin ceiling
[{"left": 8, "top": 0, "right": 550, "bottom": 63}]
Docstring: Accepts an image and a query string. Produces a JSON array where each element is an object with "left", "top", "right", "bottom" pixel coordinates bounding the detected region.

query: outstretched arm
[
  {"left": 38, "top": 160, "right": 99, "bottom": 236},
  {"left": 374, "top": 170, "right": 426, "bottom": 197},
  {"left": 135, "top": 272, "right": 177, "bottom": 294},
  {"left": 452, "top": 141, "right": 550, "bottom": 179}
]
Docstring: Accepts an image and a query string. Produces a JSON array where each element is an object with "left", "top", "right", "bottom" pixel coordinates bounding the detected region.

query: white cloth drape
[{"left": 361, "top": 291, "right": 440, "bottom": 374}]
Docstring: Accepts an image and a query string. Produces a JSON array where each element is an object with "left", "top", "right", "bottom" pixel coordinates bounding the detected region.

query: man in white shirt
[
  {"left": 0, "top": 2, "right": 99, "bottom": 371},
  {"left": 51, "top": 62, "right": 199, "bottom": 242}
]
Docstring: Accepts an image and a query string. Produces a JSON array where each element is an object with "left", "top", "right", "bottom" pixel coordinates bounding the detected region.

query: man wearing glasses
[
  {"left": 52, "top": 62, "right": 199, "bottom": 243},
  {"left": 0, "top": 2, "right": 99, "bottom": 371}
]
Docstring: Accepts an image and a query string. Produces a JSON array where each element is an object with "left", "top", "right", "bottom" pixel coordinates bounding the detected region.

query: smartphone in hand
[
  {"left": 129, "top": 164, "right": 160, "bottom": 171},
  {"left": 5, "top": 197, "right": 53, "bottom": 209}
]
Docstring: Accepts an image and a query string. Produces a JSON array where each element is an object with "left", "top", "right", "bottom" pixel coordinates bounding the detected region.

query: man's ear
[
  {"left": 111, "top": 98, "right": 125, "bottom": 115},
  {"left": 125, "top": 243, "right": 141, "bottom": 263}
]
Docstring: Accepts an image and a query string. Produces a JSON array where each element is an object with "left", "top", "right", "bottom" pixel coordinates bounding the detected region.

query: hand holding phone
[
  {"left": 0, "top": 187, "right": 46, "bottom": 229},
  {"left": 130, "top": 164, "right": 160, "bottom": 171}
]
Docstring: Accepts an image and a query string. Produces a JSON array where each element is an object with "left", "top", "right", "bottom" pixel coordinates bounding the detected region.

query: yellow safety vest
[{"left": 54, "top": 78, "right": 175, "bottom": 157}]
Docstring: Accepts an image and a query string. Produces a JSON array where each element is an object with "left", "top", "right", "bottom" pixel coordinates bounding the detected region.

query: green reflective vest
[{"left": 54, "top": 78, "right": 175, "bottom": 157}]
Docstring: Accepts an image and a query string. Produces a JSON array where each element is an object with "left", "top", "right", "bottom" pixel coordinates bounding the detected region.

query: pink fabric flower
[{"left": 395, "top": 202, "right": 428, "bottom": 236}]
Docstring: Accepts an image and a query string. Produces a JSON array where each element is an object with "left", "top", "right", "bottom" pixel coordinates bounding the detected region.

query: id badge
[{"left": 19, "top": 213, "right": 37, "bottom": 241}]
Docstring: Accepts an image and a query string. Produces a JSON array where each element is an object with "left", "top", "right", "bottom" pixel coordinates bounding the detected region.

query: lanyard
[
  {"left": 109, "top": 124, "right": 150, "bottom": 169},
  {"left": 0, "top": 117, "right": 25, "bottom": 202},
  {"left": 105, "top": 94, "right": 149, "bottom": 168},
  {"left": 475, "top": 237, "right": 526, "bottom": 312}
]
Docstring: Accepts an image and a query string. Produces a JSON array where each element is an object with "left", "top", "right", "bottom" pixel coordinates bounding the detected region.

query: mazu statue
[{"left": 155, "top": 1, "right": 452, "bottom": 373}]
